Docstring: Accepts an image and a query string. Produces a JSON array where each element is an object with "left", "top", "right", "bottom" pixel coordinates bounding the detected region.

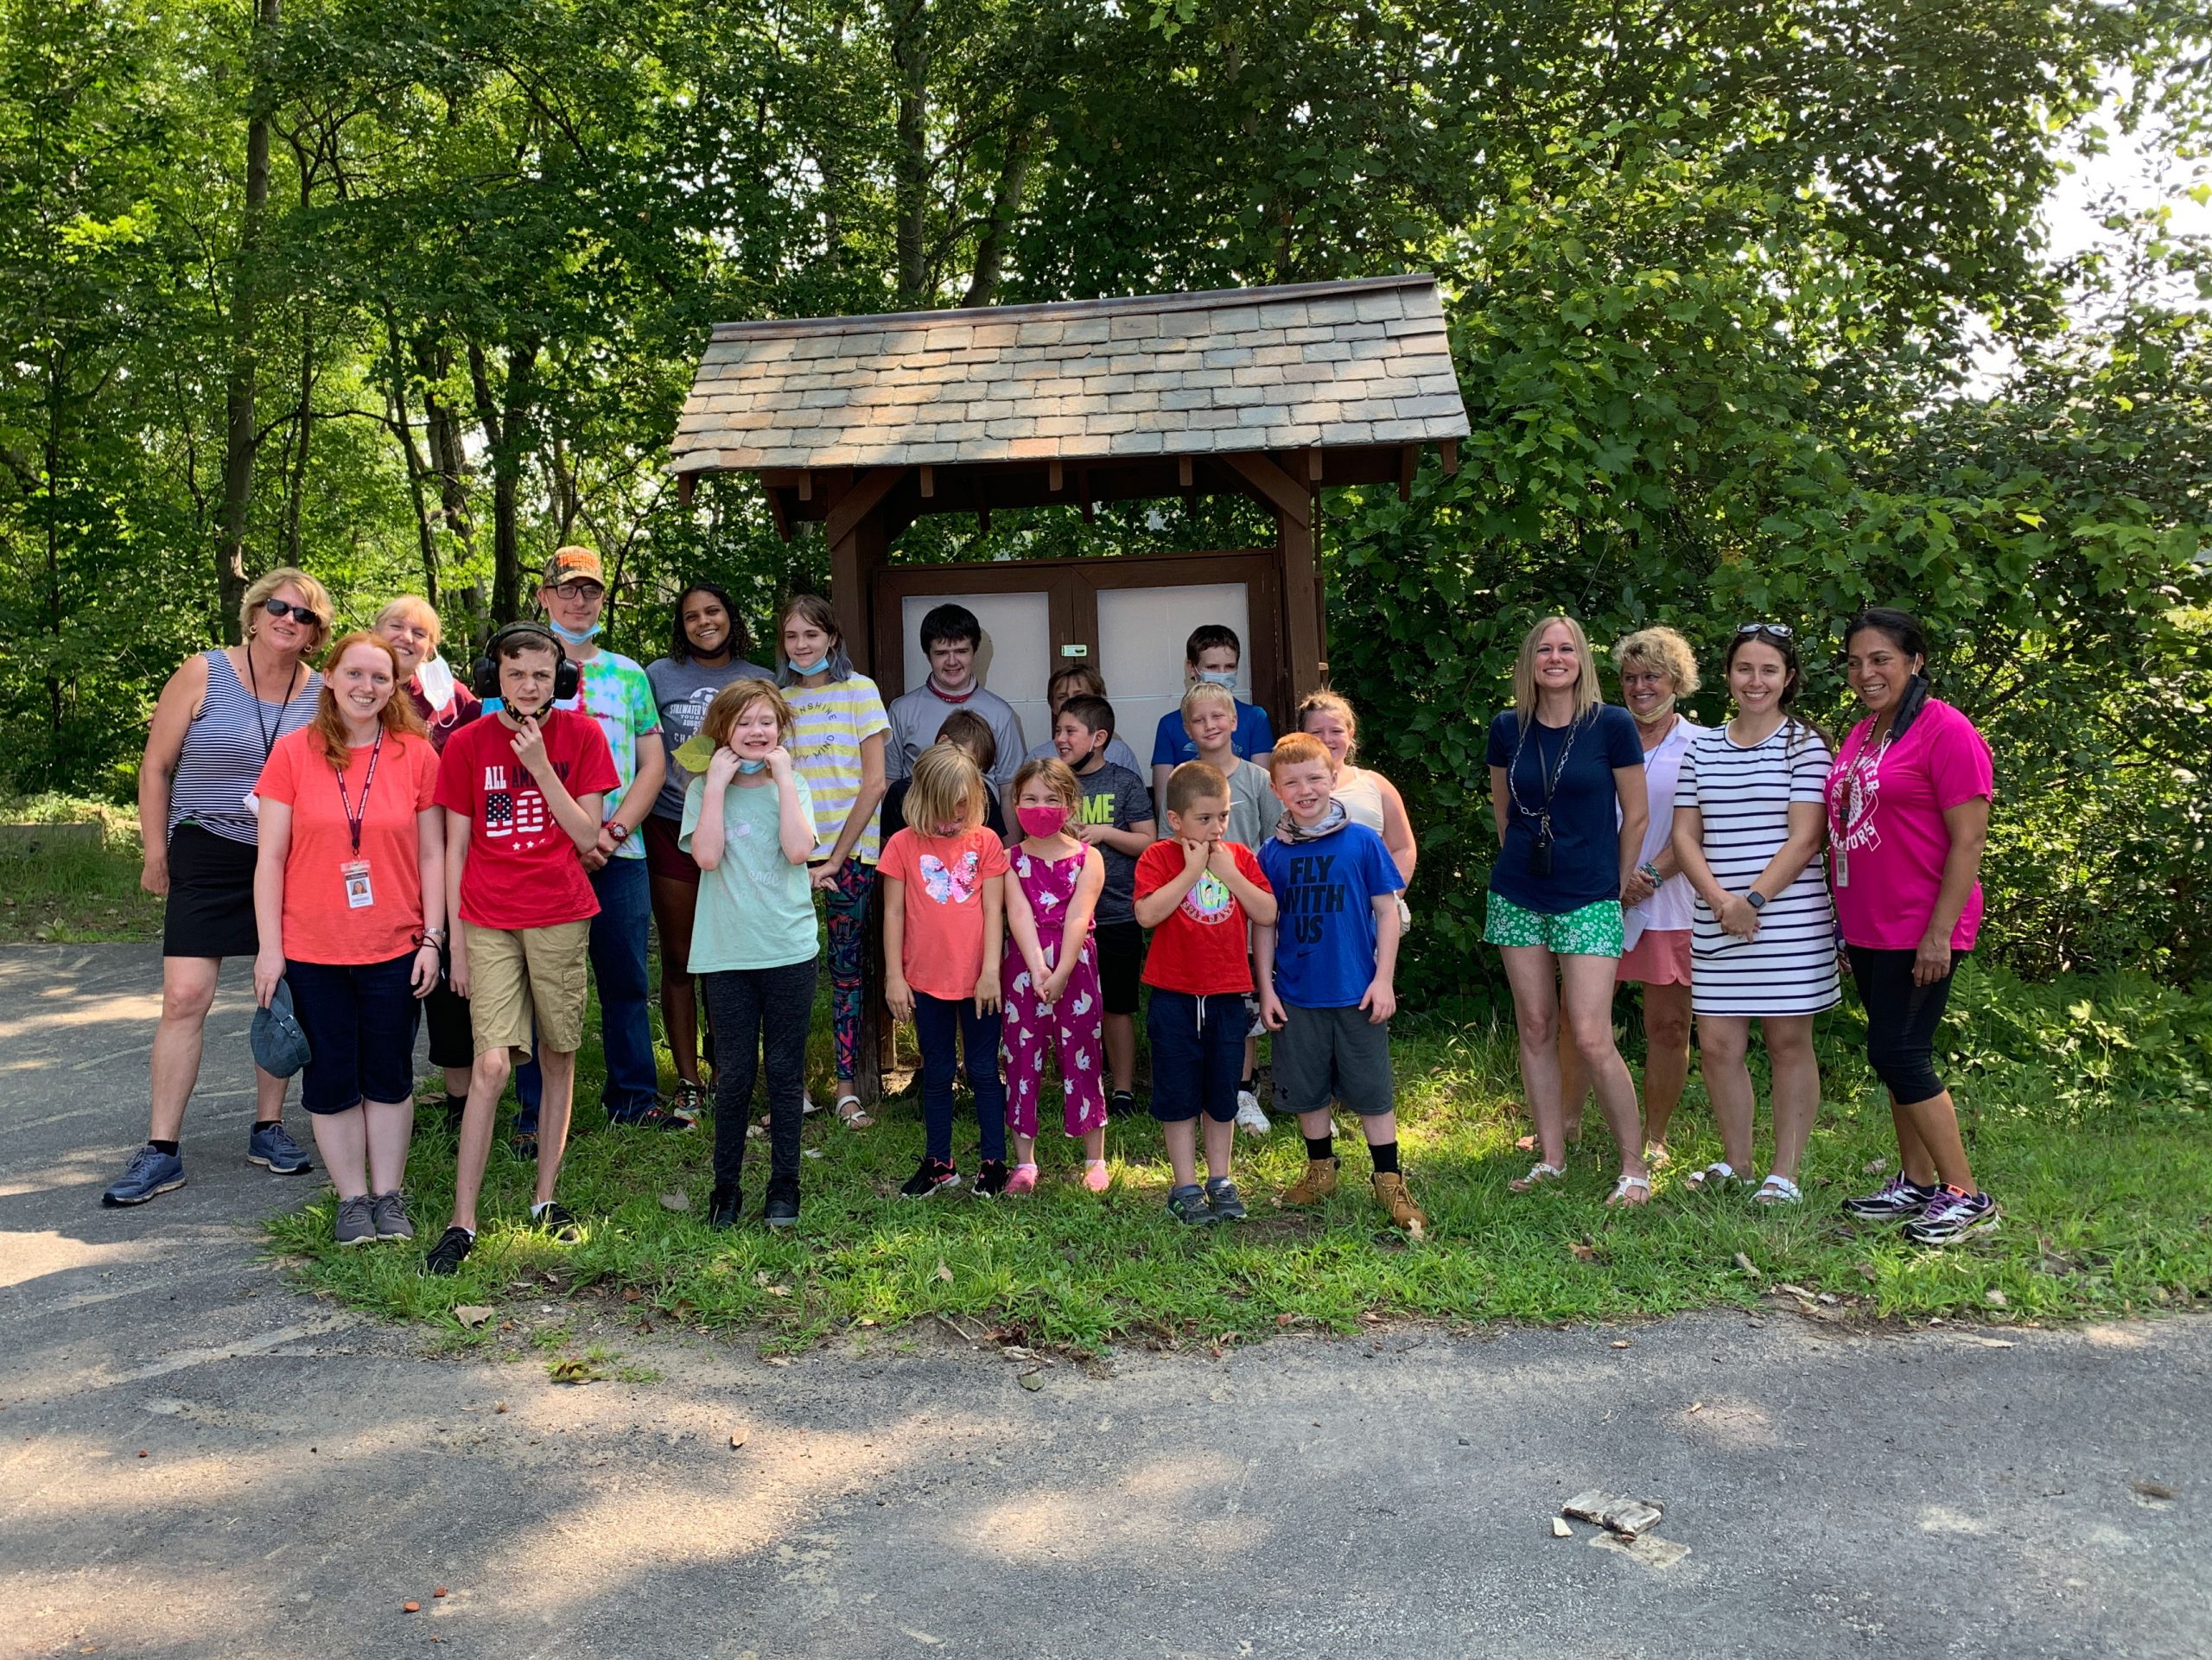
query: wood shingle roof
[{"left": 672, "top": 274, "right": 1466, "bottom": 475}]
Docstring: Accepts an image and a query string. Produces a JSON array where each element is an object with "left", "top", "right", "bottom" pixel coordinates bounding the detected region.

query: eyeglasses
[
  {"left": 262, "top": 596, "right": 325, "bottom": 630},
  {"left": 1736, "top": 621, "right": 1794, "bottom": 640}
]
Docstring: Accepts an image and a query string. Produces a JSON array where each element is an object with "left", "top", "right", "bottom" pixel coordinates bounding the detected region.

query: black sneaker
[
  {"left": 973, "top": 1159, "right": 1012, "bottom": 1199},
  {"left": 533, "top": 1201, "right": 584, "bottom": 1243},
  {"left": 507, "top": 1130, "right": 538, "bottom": 1163},
  {"left": 1109, "top": 1089, "right": 1139, "bottom": 1121},
  {"left": 763, "top": 1184, "right": 800, "bottom": 1230},
  {"left": 708, "top": 1184, "right": 741, "bottom": 1229},
  {"left": 667, "top": 1081, "right": 708, "bottom": 1128},
  {"left": 608, "top": 1104, "right": 691, "bottom": 1133},
  {"left": 1904, "top": 1186, "right": 2000, "bottom": 1245},
  {"left": 1166, "top": 1184, "right": 1217, "bottom": 1226},
  {"left": 1842, "top": 1173, "right": 1940, "bottom": 1222},
  {"left": 1203, "top": 1176, "right": 1248, "bottom": 1221},
  {"left": 899, "top": 1158, "right": 961, "bottom": 1199},
  {"left": 423, "top": 1225, "right": 474, "bottom": 1276}
]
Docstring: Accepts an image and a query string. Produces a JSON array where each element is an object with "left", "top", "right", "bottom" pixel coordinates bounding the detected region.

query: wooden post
[{"left": 1222, "top": 452, "right": 1323, "bottom": 704}]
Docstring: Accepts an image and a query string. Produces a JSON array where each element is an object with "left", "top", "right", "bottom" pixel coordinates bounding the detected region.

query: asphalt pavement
[{"left": 2, "top": 944, "right": 2206, "bottom": 1660}]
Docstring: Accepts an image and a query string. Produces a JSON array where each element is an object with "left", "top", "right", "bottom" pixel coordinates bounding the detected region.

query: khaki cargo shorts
[{"left": 462, "top": 919, "right": 591, "bottom": 1060}]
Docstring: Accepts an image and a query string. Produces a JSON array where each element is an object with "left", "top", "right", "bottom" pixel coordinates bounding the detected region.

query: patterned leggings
[{"left": 816, "top": 856, "right": 874, "bottom": 1083}]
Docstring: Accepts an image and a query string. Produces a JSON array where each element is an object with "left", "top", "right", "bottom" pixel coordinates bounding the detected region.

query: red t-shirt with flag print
[{"left": 433, "top": 709, "right": 619, "bottom": 930}]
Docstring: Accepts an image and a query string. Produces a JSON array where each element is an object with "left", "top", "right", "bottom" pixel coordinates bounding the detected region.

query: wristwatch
[
  {"left": 1638, "top": 861, "right": 1662, "bottom": 886},
  {"left": 607, "top": 822, "right": 631, "bottom": 844},
  {"left": 1745, "top": 890, "right": 1768, "bottom": 913}
]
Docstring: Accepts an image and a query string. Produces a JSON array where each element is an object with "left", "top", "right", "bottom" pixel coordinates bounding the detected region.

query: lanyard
[
  {"left": 245, "top": 652, "right": 291, "bottom": 764},
  {"left": 1508, "top": 712, "right": 1581, "bottom": 831},
  {"left": 334, "top": 733, "right": 385, "bottom": 856},
  {"left": 1833, "top": 720, "right": 1891, "bottom": 839}
]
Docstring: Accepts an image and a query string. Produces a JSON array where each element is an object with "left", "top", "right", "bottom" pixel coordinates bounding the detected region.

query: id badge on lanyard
[{"left": 335, "top": 736, "right": 384, "bottom": 910}]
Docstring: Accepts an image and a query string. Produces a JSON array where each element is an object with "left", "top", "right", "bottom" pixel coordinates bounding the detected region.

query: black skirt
[{"left": 162, "top": 822, "right": 261, "bottom": 959}]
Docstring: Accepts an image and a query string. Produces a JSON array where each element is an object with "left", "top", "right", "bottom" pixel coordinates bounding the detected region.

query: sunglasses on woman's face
[
  {"left": 262, "top": 596, "right": 325, "bottom": 630},
  {"left": 1736, "top": 621, "right": 1794, "bottom": 640}
]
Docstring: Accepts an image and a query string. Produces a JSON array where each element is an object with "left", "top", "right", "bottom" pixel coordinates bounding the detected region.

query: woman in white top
[
  {"left": 1671, "top": 623, "right": 1838, "bottom": 1204},
  {"left": 1558, "top": 627, "right": 1704, "bottom": 1166},
  {"left": 1296, "top": 691, "right": 1416, "bottom": 882}
]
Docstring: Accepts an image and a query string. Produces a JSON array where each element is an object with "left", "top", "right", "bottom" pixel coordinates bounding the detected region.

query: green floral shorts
[{"left": 1483, "top": 891, "right": 1624, "bottom": 958}]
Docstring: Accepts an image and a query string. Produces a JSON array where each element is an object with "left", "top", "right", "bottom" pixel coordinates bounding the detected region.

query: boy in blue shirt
[
  {"left": 1149, "top": 624, "right": 1274, "bottom": 811},
  {"left": 1254, "top": 733, "right": 1425, "bottom": 1234}
]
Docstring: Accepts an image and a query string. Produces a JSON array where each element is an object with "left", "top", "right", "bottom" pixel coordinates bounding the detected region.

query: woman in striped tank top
[
  {"left": 1670, "top": 623, "right": 1839, "bottom": 1205},
  {"left": 104, "top": 569, "right": 330, "bottom": 1209}
]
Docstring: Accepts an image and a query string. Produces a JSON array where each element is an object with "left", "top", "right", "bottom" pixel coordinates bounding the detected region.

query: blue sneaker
[
  {"left": 246, "top": 1120, "right": 314, "bottom": 1175},
  {"left": 102, "top": 1143, "right": 186, "bottom": 1207}
]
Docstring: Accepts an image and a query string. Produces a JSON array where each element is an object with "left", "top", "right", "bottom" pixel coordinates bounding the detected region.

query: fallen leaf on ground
[
  {"left": 1985, "top": 1288, "right": 2008, "bottom": 1308},
  {"left": 403, "top": 1602, "right": 421, "bottom": 1613},
  {"left": 1855, "top": 1261, "right": 1878, "bottom": 1282},
  {"left": 1776, "top": 1283, "right": 1815, "bottom": 1300},
  {"left": 2132, "top": 1479, "right": 2177, "bottom": 1500},
  {"left": 935, "top": 1260, "right": 954, "bottom": 1283},
  {"left": 763, "top": 1285, "right": 791, "bottom": 1298},
  {"left": 493, "top": 1401, "right": 508, "bottom": 1414},
  {"left": 802, "top": 1148, "right": 823, "bottom": 1160},
  {"left": 728, "top": 1431, "right": 747, "bottom": 1449},
  {"left": 1611, "top": 1339, "right": 1631, "bottom": 1349},
  {"left": 1733, "top": 1251, "right": 1760, "bottom": 1278},
  {"left": 1551, "top": 1517, "right": 1573, "bottom": 1537},
  {"left": 658, "top": 1190, "right": 689, "bottom": 1212},
  {"left": 432, "top": 1587, "right": 448, "bottom": 1598},
  {"left": 1688, "top": 1401, "right": 1704, "bottom": 1413},
  {"left": 1018, "top": 1371, "right": 1044, "bottom": 1390},
  {"left": 453, "top": 1306, "right": 494, "bottom": 1329},
  {"left": 1567, "top": 1242, "right": 1599, "bottom": 1262},
  {"left": 1863, "top": 1158, "right": 1888, "bottom": 1173}
]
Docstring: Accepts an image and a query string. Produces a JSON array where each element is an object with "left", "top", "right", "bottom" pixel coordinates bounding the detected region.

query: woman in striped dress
[{"left": 1670, "top": 623, "right": 1838, "bottom": 1204}]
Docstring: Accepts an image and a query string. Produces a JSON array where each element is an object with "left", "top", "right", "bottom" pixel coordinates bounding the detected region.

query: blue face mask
[
  {"left": 546, "top": 616, "right": 602, "bottom": 646},
  {"left": 785, "top": 654, "right": 826, "bottom": 677},
  {"left": 736, "top": 758, "right": 767, "bottom": 775},
  {"left": 1197, "top": 669, "right": 1238, "bottom": 690}
]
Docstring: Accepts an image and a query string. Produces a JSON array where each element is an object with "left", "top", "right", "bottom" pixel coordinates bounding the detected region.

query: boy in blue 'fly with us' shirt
[{"left": 1254, "top": 732, "right": 1426, "bottom": 1234}]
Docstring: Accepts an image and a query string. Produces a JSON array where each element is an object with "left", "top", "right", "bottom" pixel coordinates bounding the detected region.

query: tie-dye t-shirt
[{"left": 877, "top": 824, "right": 1010, "bottom": 1000}]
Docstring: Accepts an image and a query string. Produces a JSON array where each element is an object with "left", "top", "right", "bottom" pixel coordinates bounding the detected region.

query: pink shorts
[{"left": 1617, "top": 926, "right": 1692, "bottom": 988}]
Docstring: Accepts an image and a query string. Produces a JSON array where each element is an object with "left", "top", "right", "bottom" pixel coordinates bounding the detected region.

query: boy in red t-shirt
[
  {"left": 423, "top": 626, "right": 619, "bottom": 1275},
  {"left": 1134, "top": 760, "right": 1277, "bottom": 1225}
]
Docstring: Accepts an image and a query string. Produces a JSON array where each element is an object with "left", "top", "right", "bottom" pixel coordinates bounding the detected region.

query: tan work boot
[
  {"left": 1372, "top": 1172, "right": 1427, "bottom": 1237},
  {"left": 1279, "top": 1156, "right": 1340, "bottom": 1206}
]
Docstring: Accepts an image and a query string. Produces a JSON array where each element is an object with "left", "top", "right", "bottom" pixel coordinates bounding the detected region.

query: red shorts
[
  {"left": 642, "top": 815, "right": 697, "bottom": 885},
  {"left": 1617, "top": 926, "right": 1692, "bottom": 987}
]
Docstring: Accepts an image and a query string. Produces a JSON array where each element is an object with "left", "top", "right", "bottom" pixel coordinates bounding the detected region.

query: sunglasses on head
[
  {"left": 261, "top": 596, "right": 325, "bottom": 630},
  {"left": 1736, "top": 621, "right": 1794, "bottom": 640}
]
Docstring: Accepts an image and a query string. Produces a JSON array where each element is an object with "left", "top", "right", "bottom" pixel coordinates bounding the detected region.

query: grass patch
[
  {"left": 266, "top": 964, "right": 2212, "bottom": 1352},
  {"left": 0, "top": 794, "right": 162, "bottom": 944}
]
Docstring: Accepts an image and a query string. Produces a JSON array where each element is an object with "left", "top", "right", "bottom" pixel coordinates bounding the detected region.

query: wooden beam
[
  {"left": 1048, "top": 459, "right": 1063, "bottom": 493},
  {"left": 1397, "top": 444, "right": 1417, "bottom": 502},
  {"left": 766, "top": 485, "right": 791, "bottom": 544},
  {"left": 677, "top": 472, "right": 697, "bottom": 507},
  {"left": 1178, "top": 456, "right": 1193, "bottom": 489},
  {"left": 918, "top": 464, "right": 935, "bottom": 498},
  {"left": 1279, "top": 501, "right": 1325, "bottom": 703},
  {"left": 797, "top": 471, "right": 812, "bottom": 503},
  {"left": 824, "top": 465, "right": 907, "bottom": 550},
  {"left": 1440, "top": 437, "right": 1459, "bottom": 477},
  {"left": 1306, "top": 448, "right": 1323, "bottom": 484},
  {"left": 1222, "top": 451, "right": 1311, "bottom": 528}
]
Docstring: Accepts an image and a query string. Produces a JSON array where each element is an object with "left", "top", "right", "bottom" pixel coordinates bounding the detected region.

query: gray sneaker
[
  {"left": 369, "top": 1191, "right": 413, "bottom": 1240},
  {"left": 334, "top": 1194, "right": 378, "bottom": 1246},
  {"left": 1166, "top": 1184, "right": 1217, "bottom": 1226},
  {"left": 1203, "top": 1176, "right": 1249, "bottom": 1221}
]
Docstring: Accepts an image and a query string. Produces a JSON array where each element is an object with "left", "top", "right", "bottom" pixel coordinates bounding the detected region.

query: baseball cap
[
  {"left": 543, "top": 545, "right": 604, "bottom": 588},
  {"left": 251, "top": 979, "right": 313, "bottom": 1079}
]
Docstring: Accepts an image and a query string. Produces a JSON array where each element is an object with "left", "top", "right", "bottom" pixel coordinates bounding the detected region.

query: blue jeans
[
  {"left": 911, "top": 991, "right": 1007, "bottom": 1165},
  {"left": 517, "top": 855, "right": 658, "bottom": 1129}
]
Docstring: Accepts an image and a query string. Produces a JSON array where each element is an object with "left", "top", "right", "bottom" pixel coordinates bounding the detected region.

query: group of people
[
  {"left": 105, "top": 545, "right": 1998, "bottom": 1264},
  {"left": 1487, "top": 611, "right": 1997, "bottom": 1245}
]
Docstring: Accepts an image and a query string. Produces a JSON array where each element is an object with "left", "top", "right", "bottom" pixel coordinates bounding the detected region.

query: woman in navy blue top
[{"left": 1484, "top": 615, "right": 1654, "bottom": 1205}]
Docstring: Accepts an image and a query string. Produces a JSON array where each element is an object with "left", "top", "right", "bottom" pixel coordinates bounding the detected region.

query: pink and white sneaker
[
  {"left": 1005, "top": 1162, "right": 1039, "bottom": 1196},
  {"left": 1083, "top": 1160, "right": 1112, "bottom": 1193}
]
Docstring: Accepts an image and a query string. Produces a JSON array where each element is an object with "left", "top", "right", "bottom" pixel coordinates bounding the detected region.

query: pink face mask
[{"left": 1016, "top": 805, "right": 1071, "bottom": 838}]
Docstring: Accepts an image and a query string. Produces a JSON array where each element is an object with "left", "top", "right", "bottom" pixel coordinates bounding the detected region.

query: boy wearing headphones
[{"left": 424, "top": 625, "right": 620, "bottom": 1274}]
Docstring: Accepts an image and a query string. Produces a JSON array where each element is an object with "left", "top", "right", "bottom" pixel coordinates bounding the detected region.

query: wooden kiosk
[{"left": 672, "top": 272, "right": 1471, "bottom": 1101}]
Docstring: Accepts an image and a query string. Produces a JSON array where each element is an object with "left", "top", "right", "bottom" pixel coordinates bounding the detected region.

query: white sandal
[
  {"left": 1605, "top": 1173, "right": 1653, "bottom": 1207},
  {"left": 1752, "top": 1173, "right": 1803, "bottom": 1205},
  {"left": 1509, "top": 1161, "right": 1566, "bottom": 1193},
  {"left": 834, "top": 1091, "right": 874, "bottom": 1130},
  {"left": 1686, "top": 1161, "right": 1738, "bottom": 1193}
]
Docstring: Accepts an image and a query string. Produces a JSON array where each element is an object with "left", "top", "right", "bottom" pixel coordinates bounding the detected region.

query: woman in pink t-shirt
[{"left": 1826, "top": 609, "right": 1997, "bottom": 1245}]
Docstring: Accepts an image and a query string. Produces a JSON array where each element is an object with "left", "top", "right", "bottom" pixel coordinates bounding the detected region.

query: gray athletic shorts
[{"left": 1269, "top": 1002, "right": 1394, "bottom": 1116}]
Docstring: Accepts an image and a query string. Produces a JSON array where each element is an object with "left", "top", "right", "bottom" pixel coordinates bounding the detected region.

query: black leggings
[
  {"left": 1847, "top": 945, "right": 1964, "bottom": 1106},
  {"left": 702, "top": 959, "right": 818, "bottom": 1193}
]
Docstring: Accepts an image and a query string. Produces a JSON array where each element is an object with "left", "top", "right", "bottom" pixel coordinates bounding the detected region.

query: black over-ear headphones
[{"left": 472, "top": 622, "right": 582, "bottom": 709}]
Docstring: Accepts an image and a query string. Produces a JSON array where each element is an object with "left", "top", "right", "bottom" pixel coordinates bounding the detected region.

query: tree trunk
[
  {"left": 417, "top": 333, "right": 475, "bottom": 567},
  {"left": 213, "top": 0, "right": 281, "bottom": 642},
  {"left": 467, "top": 336, "right": 539, "bottom": 624},
  {"left": 379, "top": 305, "right": 439, "bottom": 607},
  {"left": 961, "top": 116, "right": 1037, "bottom": 308},
  {"left": 283, "top": 306, "right": 314, "bottom": 563},
  {"left": 890, "top": 0, "right": 930, "bottom": 305}
]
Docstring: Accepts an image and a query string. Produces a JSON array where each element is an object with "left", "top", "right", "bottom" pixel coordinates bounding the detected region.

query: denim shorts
[
  {"left": 1145, "top": 989, "right": 1245, "bottom": 1124},
  {"left": 284, "top": 951, "right": 422, "bottom": 1115},
  {"left": 1483, "top": 892, "right": 1624, "bottom": 957}
]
